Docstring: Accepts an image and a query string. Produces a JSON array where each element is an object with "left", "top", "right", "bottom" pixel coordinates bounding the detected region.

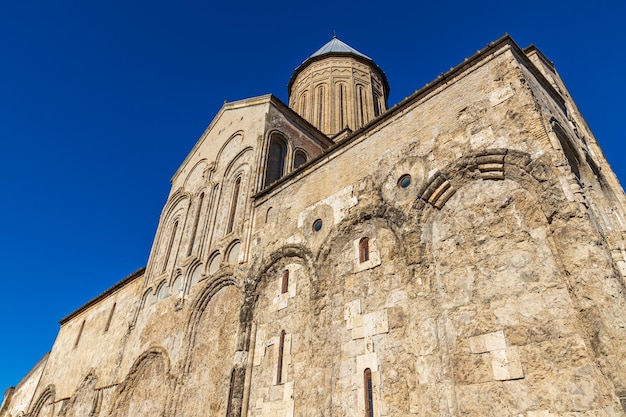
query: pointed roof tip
[{"left": 309, "top": 37, "right": 371, "bottom": 61}]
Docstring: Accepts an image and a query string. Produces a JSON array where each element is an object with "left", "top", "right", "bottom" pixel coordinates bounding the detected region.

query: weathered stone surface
[{"left": 4, "top": 35, "right": 626, "bottom": 417}]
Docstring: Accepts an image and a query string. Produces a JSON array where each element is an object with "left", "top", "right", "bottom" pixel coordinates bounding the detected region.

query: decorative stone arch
[
  {"left": 414, "top": 149, "right": 564, "bottom": 221},
  {"left": 109, "top": 347, "right": 173, "bottom": 417},
  {"left": 172, "top": 275, "right": 244, "bottom": 417},
  {"left": 147, "top": 191, "right": 190, "bottom": 279},
  {"left": 183, "top": 258, "right": 204, "bottom": 293},
  {"left": 241, "top": 245, "right": 320, "bottom": 417},
  {"left": 245, "top": 244, "right": 319, "bottom": 316},
  {"left": 182, "top": 158, "right": 209, "bottom": 191},
  {"left": 139, "top": 287, "right": 153, "bottom": 310},
  {"left": 28, "top": 385, "right": 55, "bottom": 417},
  {"left": 214, "top": 131, "right": 246, "bottom": 169},
  {"left": 412, "top": 148, "right": 626, "bottom": 402},
  {"left": 226, "top": 239, "right": 242, "bottom": 265},
  {"left": 155, "top": 279, "right": 169, "bottom": 301},
  {"left": 159, "top": 189, "right": 191, "bottom": 225},
  {"left": 180, "top": 274, "right": 243, "bottom": 373},
  {"left": 314, "top": 202, "right": 411, "bottom": 277},
  {"left": 58, "top": 371, "right": 100, "bottom": 417}
]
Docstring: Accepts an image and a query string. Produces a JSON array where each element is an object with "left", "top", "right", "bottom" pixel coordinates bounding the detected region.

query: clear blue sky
[{"left": 1, "top": 0, "right": 624, "bottom": 392}]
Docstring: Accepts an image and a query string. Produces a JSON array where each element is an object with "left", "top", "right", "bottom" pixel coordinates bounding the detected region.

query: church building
[{"left": 3, "top": 34, "right": 626, "bottom": 416}]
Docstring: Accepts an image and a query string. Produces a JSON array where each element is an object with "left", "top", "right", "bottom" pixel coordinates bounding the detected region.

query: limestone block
[
  {"left": 352, "top": 324, "right": 364, "bottom": 340},
  {"left": 234, "top": 350, "right": 247, "bottom": 366},
  {"left": 469, "top": 330, "right": 506, "bottom": 354},
  {"left": 415, "top": 355, "right": 436, "bottom": 385},
  {"left": 283, "top": 381, "right": 293, "bottom": 400},
  {"left": 269, "top": 384, "right": 284, "bottom": 401},
  {"left": 489, "top": 85, "right": 514, "bottom": 106},
  {"left": 374, "top": 309, "right": 389, "bottom": 335},
  {"left": 345, "top": 299, "right": 362, "bottom": 322},
  {"left": 297, "top": 185, "right": 356, "bottom": 227},
  {"left": 363, "top": 312, "right": 377, "bottom": 337},
  {"left": 527, "top": 411, "right": 558, "bottom": 417},
  {"left": 357, "top": 352, "right": 378, "bottom": 372},
  {"left": 491, "top": 347, "right": 524, "bottom": 381}
]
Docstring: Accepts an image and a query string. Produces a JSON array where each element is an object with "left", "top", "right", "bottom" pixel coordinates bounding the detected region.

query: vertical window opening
[
  {"left": 162, "top": 220, "right": 179, "bottom": 273},
  {"left": 277, "top": 330, "right": 286, "bottom": 384},
  {"left": 187, "top": 192, "right": 205, "bottom": 256},
  {"left": 373, "top": 93, "right": 380, "bottom": 117},
  {"left": 226, "top": 368, "right": 236, "bottom": 417},
  {"left": 281, "top": 270, "right": 289, "bottom": 294},
  {"left": 227, "top": 177, "right": 241, "bottom": 234},
  {"left": 358, "top": 86, "right": 366, "bottom": 128},
  {"left": 317, "top": 86, "right": 324, "bottom": 128},
  {"left": 364, "top": 368, "right": 373, "bottom": 417},
  {"left": 339, "top": 84, "right": 345, "bottom": 129},
  {"left": 74, "top": 320, "right": 85, "bottom": 348},
  {"left": 359, "top": 237, "right": 370, "bottom": 263},
  {"left": 104, "top": 303, "right": 116, "bottom": 333},
  {"left": 264, "top": 134, "right": 287, "bottom": 187}
]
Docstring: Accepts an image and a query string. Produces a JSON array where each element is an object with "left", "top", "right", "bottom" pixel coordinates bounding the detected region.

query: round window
[
  {"left": 397, "top": 174, "right": 411, "bottom": 189},
  {"left": 312, "top": 219, "right": 323, "bottom": 232}
]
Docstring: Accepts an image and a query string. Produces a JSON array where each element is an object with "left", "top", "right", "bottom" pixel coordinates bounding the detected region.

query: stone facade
[{"left": 3, "top": 35, "right": 626, "bottom": 417}]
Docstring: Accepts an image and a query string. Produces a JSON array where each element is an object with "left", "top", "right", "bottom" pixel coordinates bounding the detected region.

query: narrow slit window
[
  {"left": 277, "top": 330, "right": 286, "bottom": 384},
  {"left": 358, "top": 86, "right": 366, "bottom": 128},
  {"left": 359, "top": 237, "right": 370, "bottom": 263},
  {"left": 187, "top": 192, "right": 205, "bottom": 255},
  {"left": 373, "top": 93, "right": 380, "bottom": 117},
  {"left": 162, "top": 220, "right": 179, "bottom": 273},
  {"left": 104, "top": 302, "right": 116, "bottom": 333},
  {"left": 317, "top": 86, "right": 324, "bottom": 128},
  {"left": 74, "top": 320, "right": 85, "bottom": 348},
  {"left": 364, "top": 368, "right": 374, "bottom": 417},
  {"left": 281, "top": 270, "right": 289, "bottom": 294},
  {"left": 227, "top": 177, "right": 241, "bottom": 234},
  {"left": 338, "top": 84, "right": 346, "bottom": 129}
]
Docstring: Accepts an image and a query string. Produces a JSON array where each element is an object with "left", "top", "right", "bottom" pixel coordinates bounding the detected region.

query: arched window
[
  {"left": 264, "top": 134, "right": 287, "bottom": 187},
  {"left": 364, "top": 368, "right": 373, "bottom": 417},
  {"left": 373, "top": 93, "right": 380, "bottom": 117},
  {"left": 277, "top": 330, "right": 286, "bottom": 384},
  {"left": 316, "top": 85, "right": 325, "bottom": 129},
  {"left": 162, "top": 220, "right": 179, "bottom": 273},
  {"left": 358, "top": 85, "right": 367, "bottom": 128},
  {"left": 281, "top": 270, "right": 289, "bottom": 294},
  {"left": 227, "top": 177, "right": 241, "bottom": 234},
  {"left": 293, "top": 150, "right": 307, "bottom": 170},
  {"left": 187, "top": 192, "right": 204, "bottom": 256},
  {"left": 338, "top": 83, "right": 347, "bottom": 130},
  {"left": 359, "top": 237, "right": 370, "bottom": 263}
]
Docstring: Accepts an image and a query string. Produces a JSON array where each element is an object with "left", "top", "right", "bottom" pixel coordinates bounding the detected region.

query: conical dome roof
[
  {"left": 308, "top": 36, "right": 371, "bottom": 60},
  {"left": 288, "top": 37, "right": 388, "bottom": 97}
]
